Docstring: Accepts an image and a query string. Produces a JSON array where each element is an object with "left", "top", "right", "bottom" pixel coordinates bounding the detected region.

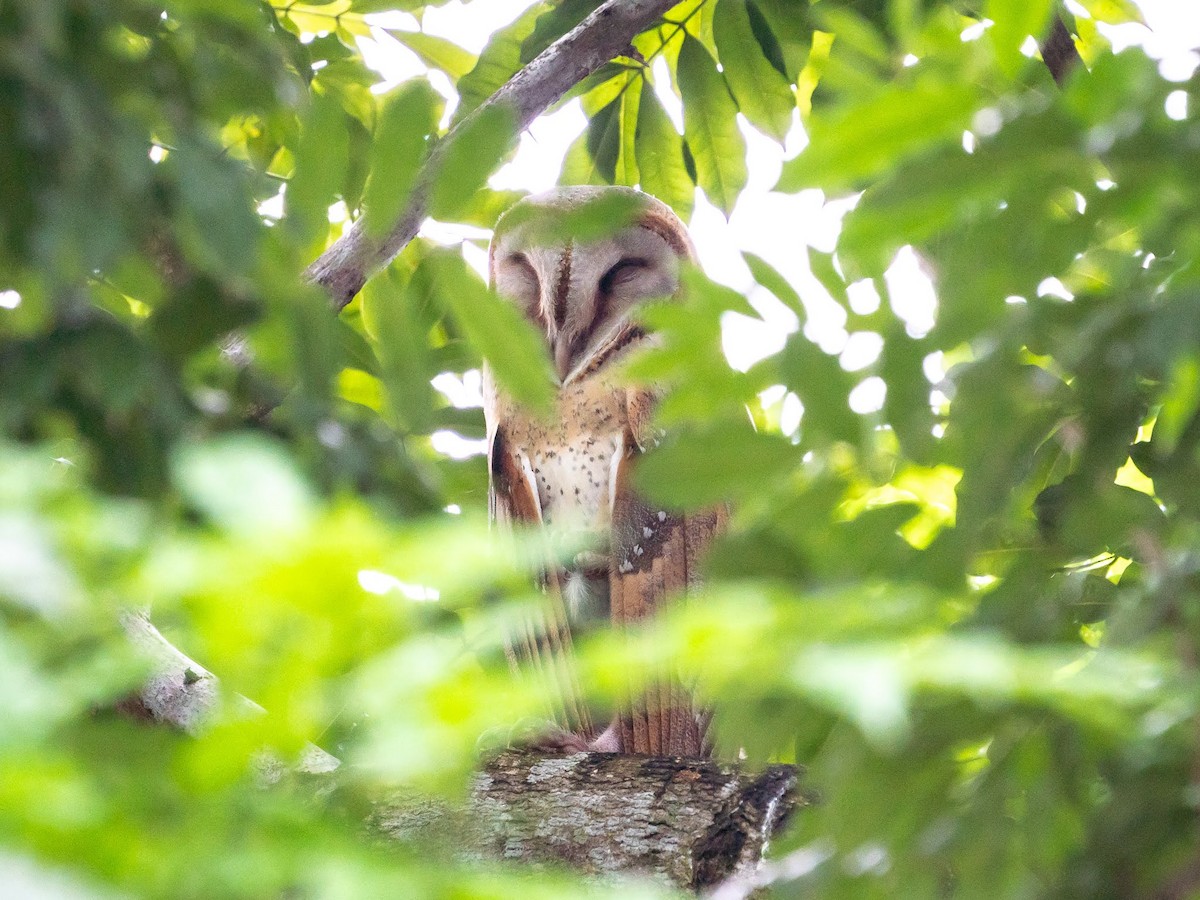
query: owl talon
[
  {"left": 522, "top": 727, "right": 592, "bottom": 754},
  {"left": 573, "top": 549, "right": 607, "bottom": 570}
]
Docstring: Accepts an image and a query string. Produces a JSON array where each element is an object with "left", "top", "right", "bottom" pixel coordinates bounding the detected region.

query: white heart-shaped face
[{"left": 489, "top": 188, "right": 692, "bottom": 382}]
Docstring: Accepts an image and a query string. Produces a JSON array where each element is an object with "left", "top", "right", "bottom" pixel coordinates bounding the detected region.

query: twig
[{"left": 1040, "top": 16, "right": 1082, "bottom": 86}]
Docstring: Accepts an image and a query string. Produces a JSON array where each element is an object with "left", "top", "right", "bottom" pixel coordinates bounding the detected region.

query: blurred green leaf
[
  {"left": 776, "top": 79, "right": 980, "bottom": 193},
  {"left": 359, "top": 265, "right": 436, "bottom": 431},
  {"left": 743, "top": 251, "right": 805, "bottom": 320},
  {"left": 987, "top": 0, "right": 1056, "bottom": 79},
  {"left": 286, "top": 91, "right": 350, "bottom": 243},
  {"left": 172, "top": 434, "right": 316, "bottom": 538},
  {"left": 635, "top": 423, "right": 797, "bottom": 507},
  {"left": 362, "top": 81, "right": 442, "bottom": 239},
  {"left": 427, "top": 252, "right": 555, "bottom": 414},
  {"left": 429, "top": 103, "right": 518, "bottom": 220}
]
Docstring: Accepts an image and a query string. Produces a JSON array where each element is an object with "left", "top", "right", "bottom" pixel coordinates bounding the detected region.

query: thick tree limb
[
  {"left": 305, "top": 0, "right": 678, "bottom": 311},
  {"left": 372, "top": 750, "right": 806, "bottom": 892}
]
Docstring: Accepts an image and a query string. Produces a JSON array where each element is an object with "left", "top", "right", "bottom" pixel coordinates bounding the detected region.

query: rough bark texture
[
  {"left": 372, "top": 750, "right": 806, "bottom": 891},
  {"left": 305, "top": 0, "right": 678, "bottom": 311}
]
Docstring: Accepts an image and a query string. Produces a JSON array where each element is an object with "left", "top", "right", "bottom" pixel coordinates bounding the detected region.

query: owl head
[{"left": 489, "top": 186, "right": 695, "bottom": 384}]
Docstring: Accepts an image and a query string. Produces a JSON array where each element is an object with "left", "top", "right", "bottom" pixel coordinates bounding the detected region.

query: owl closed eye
[{"left": 490, "top": 187, "right": 692, "bottom": 382}]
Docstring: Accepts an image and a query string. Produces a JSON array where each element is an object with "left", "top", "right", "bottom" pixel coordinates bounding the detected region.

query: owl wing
[
  {"left": 488, "top": 425, "right": 595, "bottom": 740},
  {"left": 609, "top": 386, "right": 726, "bottom": 757}
]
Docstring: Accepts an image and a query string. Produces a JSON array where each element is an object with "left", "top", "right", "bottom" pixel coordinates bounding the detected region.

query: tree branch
[
  {"left": 117, "top": 609, "right": 220, "bottom": 734},
  {"left": 1041, "top": 16, "right": 1082, "bottom": 86},
  {"left": 373, "top": 750, "right": 806, "bottom": 892},
  {"left": 305, "top": 0, "right": 679, "bottom": 311},
  {"left": 117, "top": 610, "right": 341, "bottom": 776}
]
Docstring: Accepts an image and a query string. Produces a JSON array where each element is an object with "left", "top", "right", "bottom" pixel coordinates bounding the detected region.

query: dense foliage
[{"left": 2, "top": 0, "right": 1197, "bottom": 896}]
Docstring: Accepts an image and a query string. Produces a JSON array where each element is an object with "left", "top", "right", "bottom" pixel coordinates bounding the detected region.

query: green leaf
[
  {"left": 391, "top": 32, "right": 478, "bottom": 82},
  {"left": 776, "top": 80, "right": 980, "bottom": 193},
  {"left": 560, "top": 130, "right": 610, "bottom": 186},
  {"left": 1072, "top": 0, "right": 1145, "bottom": 24},
  {"left": 429, "top": 103, "right": 518, "bottom": 221},
  {"left": 624, "top": 268, "right": 759, "bottom": 427},
  {"left": 171, "top": 142, "right": 261, "bottom": 275},
  {"left": 286, "top": 91, "right": 350, "bottom": 243},
  {"left": 496, "top": 189, "right": 647, "bottom": 246},
  {"left": 635, "top": 424, "right": 798, "bottom": 507},
  {"left": 987, "top": 0, "right": 1056, "bottom": 78},
  {"left": 148, "top": 277, "right": 261, "bottom": 362},
  {"left": 743, "top": 251, "right": 805, "bottom": 321},
  {"left": 807, "top": 247, "right": 850, "bottom": 307},
  {"left": 618, "top": 74, "right": 642, "bottom": 187},
  {"left": 585, "top": 97, "right": 621, "bottom": 183},
  {"left": 879, "top": 324, "right": 936, "bottom": 463},
  {"left": 362, "top": 80, "right": 441, "bottom": 239},
  {"left": 428, "top": 252, "right": 555, "bottom": 415},
  {"left": 676, "top": 34, "right": 748, "bottom": 217},
  {"left": 360, "top": 266, "right": 436, "bottom": 431},
  {"left": 172, "top": 434, "right": 316, "bottom": 538},
  {"left": 454, "top": 3, "right": 549, "bottom": 122},
  {"left": 351, "top": 0, "right": 457, "bottom": 10},
  {"left": 520, "top": 0, "right": 595, "bottom": 63},
  {"left": 714, "top": 0, "right": 796, "bottom": 142},
  {"left": 635, "top": 87, "right": 695, "bottom": 222},
  {"left": 750, "top": 0, "right": 815, "bottom": 82},
  {"left": 778, "top": 330, "right": 861, "bottom": 446}
]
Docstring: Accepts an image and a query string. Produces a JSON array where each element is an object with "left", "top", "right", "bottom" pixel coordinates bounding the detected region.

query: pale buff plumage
[{"left": 483, "top": 186, "right": 722, "bottom": 756}]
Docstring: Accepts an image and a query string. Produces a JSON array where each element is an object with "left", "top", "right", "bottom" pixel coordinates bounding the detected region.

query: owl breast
[
  {"left": 486, "top": 370, "right": 628, "bottom": 626},
  {"left": 498, "top": 374, "right": 626, "bottom": 529}
]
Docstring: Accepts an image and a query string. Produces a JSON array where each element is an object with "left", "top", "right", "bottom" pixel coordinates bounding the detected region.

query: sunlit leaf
[
  {"left": 987, "top": 0, "right": 1056, "bottom": 78},
  {"left": 635, "top": 87, "right": 695, "bottom": 221},
  {"left": 713, "top": 0, "right": 796, "bottom": 142},
  {"left": 676, "top": 34, "right": 747, "bottom": 216},
  {"left": 391, "top": 32, "right": 478, "bottom": 81},
  {"left": 1072, "top": 0, "right": 1145, "bottom": 24}
]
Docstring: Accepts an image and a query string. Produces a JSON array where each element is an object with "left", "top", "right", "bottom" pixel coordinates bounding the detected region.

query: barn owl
[{"left": 483, "top": 186, "right": 725, "bottom": 757}]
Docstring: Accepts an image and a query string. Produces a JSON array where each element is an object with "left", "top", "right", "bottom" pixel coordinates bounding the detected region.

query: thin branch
[
  {"left": 1040, "top": 16, "right": 1082, "bottom": 86},
  {"left": 305, "top": 0, "right": 680, "bottom": 311}
]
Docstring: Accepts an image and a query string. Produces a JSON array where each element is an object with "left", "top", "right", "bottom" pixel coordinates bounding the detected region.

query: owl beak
[{"left": 554, "top": 337, "right": 573, "bottom": 382}]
